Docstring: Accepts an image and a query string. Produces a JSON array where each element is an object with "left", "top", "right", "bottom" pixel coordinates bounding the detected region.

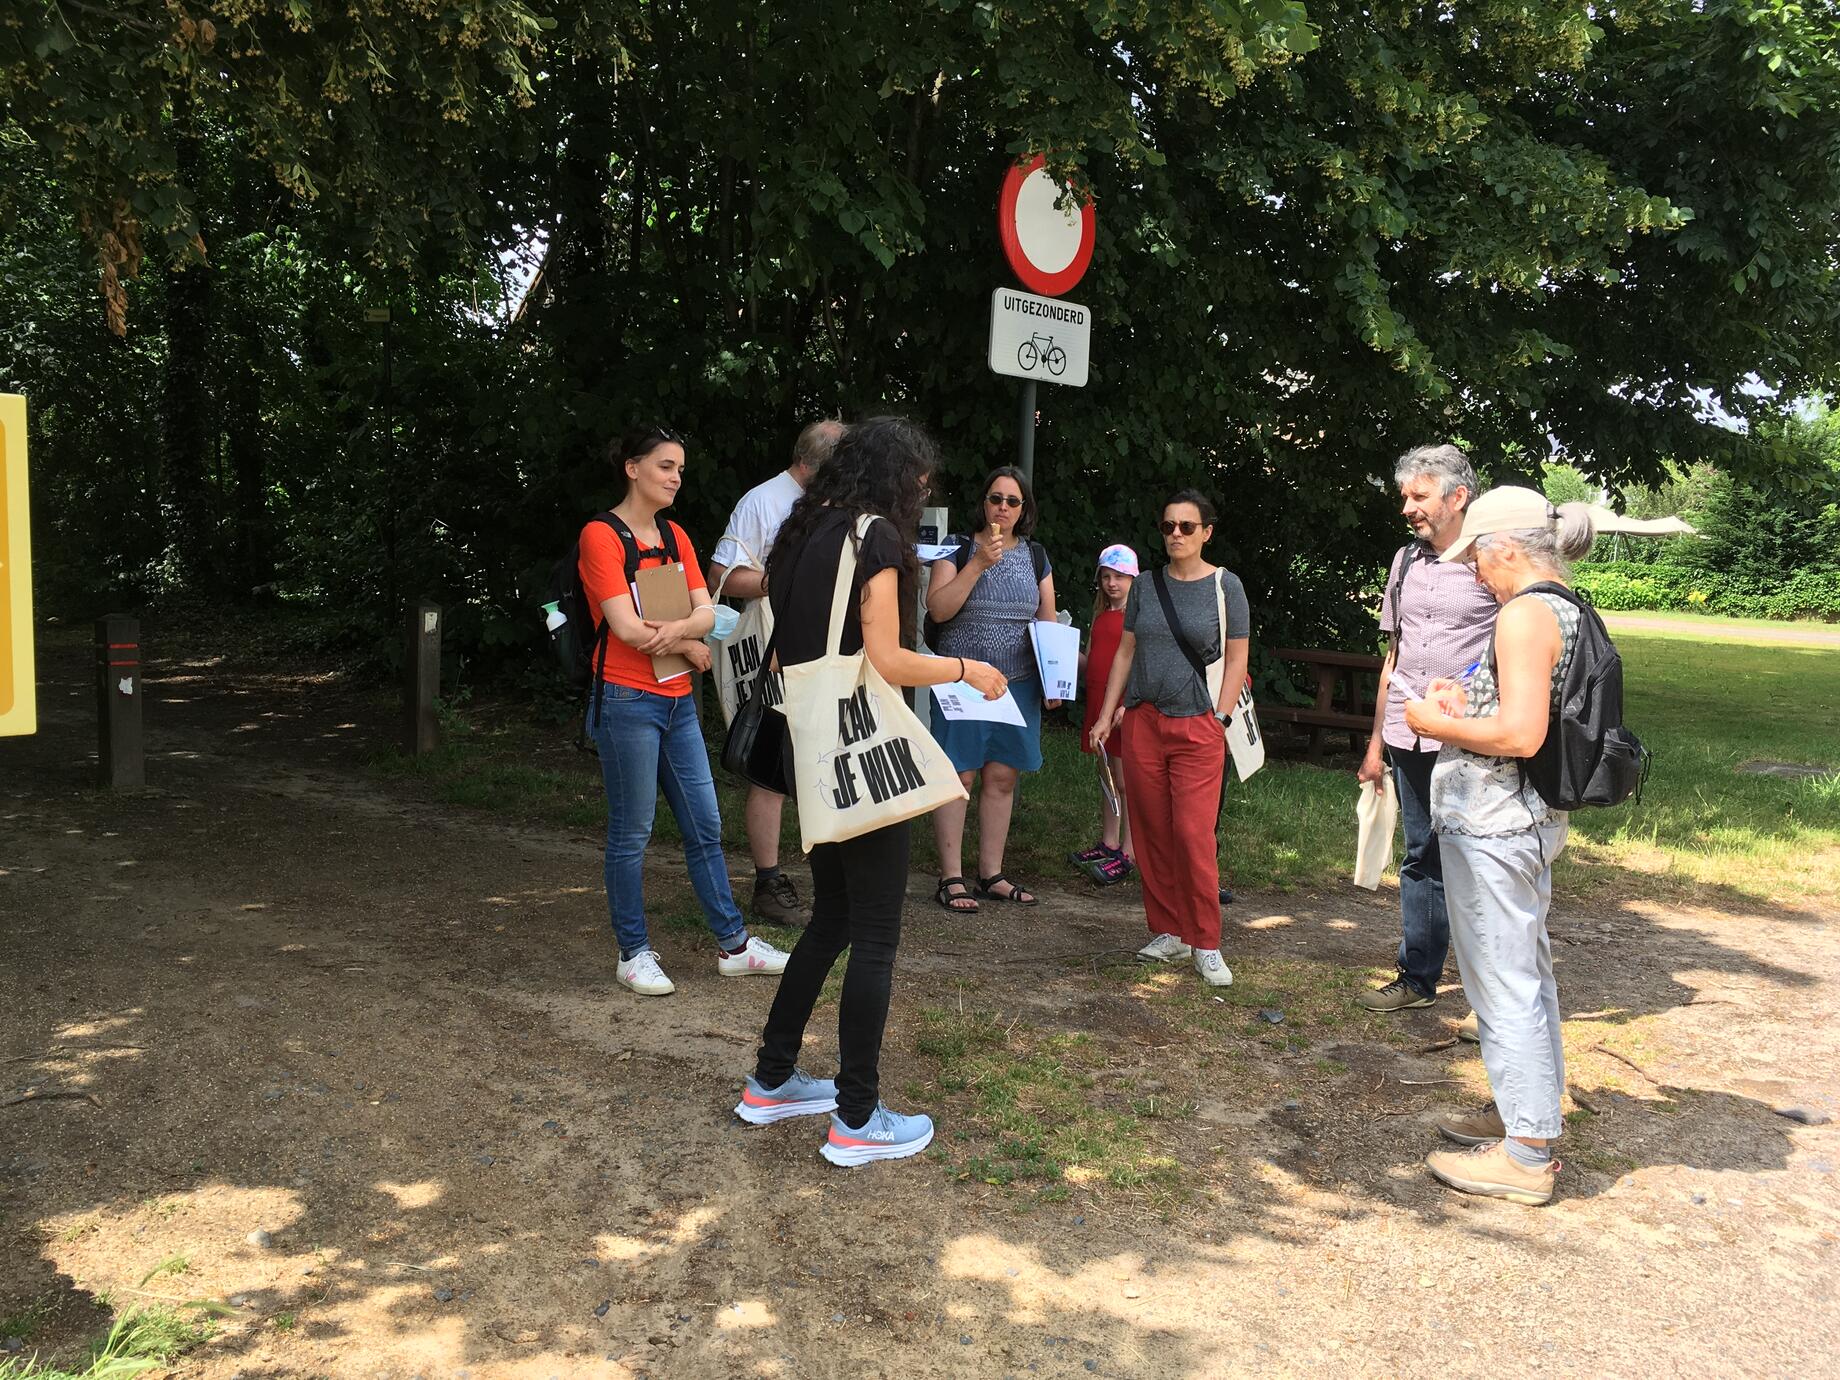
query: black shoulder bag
[
  {"left": 720, "top": 535, "right": 804, "bottom": 795},
  {"left": 1152, "top": 567, "right": 1223, "bottom": 712},
  {"left": 721, "top": 620, "right": 790, "bottom": 794}
]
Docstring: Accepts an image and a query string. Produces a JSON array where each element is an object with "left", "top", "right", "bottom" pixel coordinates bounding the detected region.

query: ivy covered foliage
[{"left": 3, "top": 0, "right": 1839, "bottom": 675}]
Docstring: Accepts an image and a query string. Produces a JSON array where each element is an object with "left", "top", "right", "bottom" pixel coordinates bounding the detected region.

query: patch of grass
[
  {"left": 1131, "top": 954, "right": 1408, "bottom": 1050},
  {"left": 914, "top": 1009, "right": 1180, "bottom": 1202},
  {"left": 1554, "top": 632, "right": 1840, "bottom": 908},
  {"left": 1566, "top": 1146, "right": 1639, "bottom": 1178},
  {"left": 272, "top": 1311, "right": 297, "bottom": 1332},
  {"left": 0, "top": 1298, "right": 54, "bottom": 1342},
  {"left": 137, "top": 1199, "right": 179, "bottom": 1222},
  {"left": 56, "top": 1220, "right": 96, "bottom": 1245},
  {"left": 0, "top": 1305, "right": 215, "bottom": 1380},
  {"left": 136, "top": 1255, "right": 189, "bottom": 1286}
]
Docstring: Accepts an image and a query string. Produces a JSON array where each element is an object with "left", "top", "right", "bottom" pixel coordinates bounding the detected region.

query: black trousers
[{"left": 754, "top": 819, "right": 910, "bottom": 1126}]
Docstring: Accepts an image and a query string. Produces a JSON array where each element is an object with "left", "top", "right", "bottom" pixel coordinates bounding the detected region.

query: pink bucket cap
[{"left": 1096, "top": 544, "right": 1140, "bottom": 577}]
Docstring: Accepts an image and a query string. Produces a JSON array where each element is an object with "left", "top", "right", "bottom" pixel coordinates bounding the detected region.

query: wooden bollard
[
  {"left": 404, "top": 601, "right": 441, "bottom": 756},
  {"left": 95, "top": 615, "right": 145, "bottom": 788}
]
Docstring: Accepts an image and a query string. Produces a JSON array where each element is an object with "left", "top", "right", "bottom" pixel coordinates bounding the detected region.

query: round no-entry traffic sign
[{"left": 998, "top": 155, "right": 1095, "bottom": 298}]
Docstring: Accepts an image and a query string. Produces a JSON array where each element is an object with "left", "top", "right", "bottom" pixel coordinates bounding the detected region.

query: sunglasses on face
[
  {"left": 986, "top": 492, "right": 1023, "bottom": 509},
  {"left": 1159, "top": 519, "right": 1202, "bottom": 536}
]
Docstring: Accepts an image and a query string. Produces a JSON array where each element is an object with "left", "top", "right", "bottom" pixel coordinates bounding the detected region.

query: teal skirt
[{"left": 931, "top": 673, "right": 1044, "bottom": 774}]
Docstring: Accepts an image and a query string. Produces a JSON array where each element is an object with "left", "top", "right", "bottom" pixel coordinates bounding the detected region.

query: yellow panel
[{"left": 0, "top": 394, "right": 35, "bottom": 736}]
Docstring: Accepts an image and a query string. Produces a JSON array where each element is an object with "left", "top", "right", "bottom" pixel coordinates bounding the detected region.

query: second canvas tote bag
[{"left": 782, "top": 514, "right": 967, "bottom": 851}]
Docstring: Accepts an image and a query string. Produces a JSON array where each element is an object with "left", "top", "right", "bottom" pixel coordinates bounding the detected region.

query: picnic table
[{"left": 1262, "top": 647, "right": 1384, "bottom": 761}]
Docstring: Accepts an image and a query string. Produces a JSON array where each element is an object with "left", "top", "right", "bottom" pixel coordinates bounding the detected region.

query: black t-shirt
[{"left": 769, "top": 508, "right": 905, "bottom": 666}]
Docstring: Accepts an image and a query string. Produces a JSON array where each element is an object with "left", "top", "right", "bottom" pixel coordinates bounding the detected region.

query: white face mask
[{"left": 708, "top": 604, "right": 742, "bottom": 642}]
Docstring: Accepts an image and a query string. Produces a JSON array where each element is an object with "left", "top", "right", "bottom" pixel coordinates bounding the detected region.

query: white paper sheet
[
  {"left": 931, "top": 681, "right": 1027, "bottom": 725},
  {"left": 917, "top": 542, "right": 961, "bottom": 562},
  {"left": 1028, "top": 619, "right": 1080, "bottom": 702}
]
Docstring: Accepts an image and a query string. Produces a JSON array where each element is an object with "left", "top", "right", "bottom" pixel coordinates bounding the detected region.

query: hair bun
[{"left": 1554, "top": 501, "right": 1596, "bottom": 562}]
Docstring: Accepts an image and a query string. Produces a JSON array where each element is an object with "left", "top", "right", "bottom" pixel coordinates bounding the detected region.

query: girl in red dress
[{"left": 1071, "top": 544, "right": 1139, "bottom": 884}]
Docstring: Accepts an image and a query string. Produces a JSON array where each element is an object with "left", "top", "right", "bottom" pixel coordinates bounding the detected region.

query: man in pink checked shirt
[{"left": 1356, "top": 444, "right": 1500, "bottom": 1013}]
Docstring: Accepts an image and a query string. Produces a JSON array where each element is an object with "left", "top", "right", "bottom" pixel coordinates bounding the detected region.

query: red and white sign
[{"left": 997, "top": 155, "right": 1095, "bottom": 298}]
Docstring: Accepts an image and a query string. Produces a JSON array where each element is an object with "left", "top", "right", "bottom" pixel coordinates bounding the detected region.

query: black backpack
[
  {"left": 1510, "top": 582, "right": 1650, "bottom": 811},
  {"left": 921, "top": 533, "right": 1049, "bottom": 649},
  {"left": 547, "top": 512, "right": 680, "bottom": 734}
]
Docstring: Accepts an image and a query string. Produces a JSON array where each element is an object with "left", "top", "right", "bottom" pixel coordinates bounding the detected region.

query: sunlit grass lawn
[{"left": 377, "top": 627, "right": 1840, "bottom": 911}]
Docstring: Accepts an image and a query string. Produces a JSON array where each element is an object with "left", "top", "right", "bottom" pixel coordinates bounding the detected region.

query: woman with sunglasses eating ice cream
[
  {"left": 1090, "top": 490, "right": 1250, "bottom": 985},
  {"left": 924, "top": 466, "right": 1059, "bottom": 912}
]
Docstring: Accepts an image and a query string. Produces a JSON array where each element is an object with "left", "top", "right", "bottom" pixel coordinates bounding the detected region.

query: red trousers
[{"left": 1122, "top": 704, "right": 1226, "bottom": 951}]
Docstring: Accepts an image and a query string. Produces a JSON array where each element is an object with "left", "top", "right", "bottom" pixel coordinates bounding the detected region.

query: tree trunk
[{"left": 161, "top": 96, "right": 216, "bottom": 588}]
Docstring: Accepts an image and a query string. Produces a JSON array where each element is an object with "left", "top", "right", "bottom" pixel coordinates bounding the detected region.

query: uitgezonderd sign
[{"left": 987, "top": 288, "right": 1091, "bottom": 388}]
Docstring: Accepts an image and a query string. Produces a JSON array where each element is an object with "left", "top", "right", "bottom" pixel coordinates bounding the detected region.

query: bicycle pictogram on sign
[{"left": 1016, "top": 333, "right": 1068, "bottom": 376}]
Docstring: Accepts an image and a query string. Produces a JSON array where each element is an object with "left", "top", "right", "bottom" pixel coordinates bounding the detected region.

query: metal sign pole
[{"left": 1017, "top": 378, "right": 1037, "bottom": 487}]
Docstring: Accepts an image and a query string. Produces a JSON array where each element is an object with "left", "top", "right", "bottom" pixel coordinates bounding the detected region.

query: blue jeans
[
  {"left": 591, "top": 683, "right": 746, "bottom": 957},
  {"left": 1389, "top": 745, "right": 1449, "bottom": 999}
]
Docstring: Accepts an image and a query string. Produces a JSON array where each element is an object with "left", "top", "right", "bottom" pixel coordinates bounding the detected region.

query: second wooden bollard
[{"left": 404, "top": 601, "right": 441, "bottom": 756}]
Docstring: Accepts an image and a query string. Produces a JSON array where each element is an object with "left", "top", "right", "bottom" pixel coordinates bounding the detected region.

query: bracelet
[{"left": 957, "top": 657, "right": 966, "bottom": 681}]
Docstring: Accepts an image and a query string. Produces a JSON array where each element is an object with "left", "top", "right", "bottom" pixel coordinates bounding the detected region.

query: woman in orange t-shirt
[{"left": 582, "top": 426, "right": 788, "bottom": 998}]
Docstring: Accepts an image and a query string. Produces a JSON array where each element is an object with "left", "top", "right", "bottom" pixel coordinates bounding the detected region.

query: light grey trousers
[{"left": 1440, "top": 820, "right": 1569, "bottom": 1140}]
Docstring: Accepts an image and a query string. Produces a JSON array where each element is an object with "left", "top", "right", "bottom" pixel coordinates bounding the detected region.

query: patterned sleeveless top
[
  {"left": 935, "top": 542, "right": 1042, "bottom": 681},
  {"left": 1430, "top": 591, "right": 1582, "bottom": 837}
]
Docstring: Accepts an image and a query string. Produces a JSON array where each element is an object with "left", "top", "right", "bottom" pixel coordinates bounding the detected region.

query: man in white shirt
[{"left": 709, "top": 418, "right": 844, "bottom": 927}]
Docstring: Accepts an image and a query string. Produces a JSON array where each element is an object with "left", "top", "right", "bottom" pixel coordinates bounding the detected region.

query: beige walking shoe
[
  {"left": 1425, "top": 1141, "right": 1558, "bottom": 1206},
  {"left": 1454, "top": 1011, "right": 1480, "bottom": 1043},
  {"left": 1435, "top": 1104, "right": 1506, "bottom": 1146}
]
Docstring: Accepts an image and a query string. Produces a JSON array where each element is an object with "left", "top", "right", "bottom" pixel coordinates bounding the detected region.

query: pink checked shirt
[{"left": 1377, "top": 541, "right": 1499, "bottom": 753}]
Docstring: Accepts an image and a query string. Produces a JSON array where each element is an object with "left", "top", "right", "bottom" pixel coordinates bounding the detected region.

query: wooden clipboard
[{"left": 633, "top": 563, "right": 695, "bottom": 682}]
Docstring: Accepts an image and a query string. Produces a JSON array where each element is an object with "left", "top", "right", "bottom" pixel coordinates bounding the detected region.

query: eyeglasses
[
  {"left": 1159, "top": 519, "right": 1203, "bottom": 536},
  {"left": 986, "top": 493, "right": 1023, "bottom": 509}
]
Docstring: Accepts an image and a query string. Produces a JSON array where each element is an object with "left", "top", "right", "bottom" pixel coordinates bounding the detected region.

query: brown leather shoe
[
  {"left": 1436, "top": 1104, "right": 1506, "bottom": 1146},
  {"left": 1455, "top": 1011, "right": 1480, "bottom": 1043},
  {"left": 749, "top": 873, "right": 807, "bottom": 927},
  {"left": 1358, "top": 978, "right": 1435, "bottom": 1012},
  {"left": 1426, "top": 1141, "right": 1558, "bottom": 1206}
]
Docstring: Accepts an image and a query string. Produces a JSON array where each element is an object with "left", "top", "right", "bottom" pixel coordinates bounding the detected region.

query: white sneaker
[
  {"left": 718, "top": 935, "right": 788, "bottom": 977},
  {"left": 617, "top": 948, "right": 675, "bottom": 996},
  {"left": 1137, "top": 933, "right": 1194, "bottom": 962},
  {"left": 1193, "top": 948, "right": 1233, "bottom": 986}
]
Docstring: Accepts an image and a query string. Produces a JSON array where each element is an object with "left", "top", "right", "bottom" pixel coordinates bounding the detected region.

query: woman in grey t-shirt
[{"left": 1090, "top": 490, "right": 1250, "bottom": 987}]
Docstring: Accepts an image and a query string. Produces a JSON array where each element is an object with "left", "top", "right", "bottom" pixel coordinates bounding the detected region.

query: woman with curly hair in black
[{"left": 731, "top": 417, "right": 1007, "bottom": 1165}]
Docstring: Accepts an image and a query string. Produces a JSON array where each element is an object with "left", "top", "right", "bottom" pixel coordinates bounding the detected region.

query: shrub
[{"left": 1571, "top": 561, "right": 1840, "bottom": 621}]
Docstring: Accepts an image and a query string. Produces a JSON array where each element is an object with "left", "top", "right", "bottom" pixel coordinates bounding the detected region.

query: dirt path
[
  {"left": 3, "top": 631, "right": 1837, "bottom": 1378},
  {"left": 1604, "top": 613, "right": 1840, "bottom": 646}
]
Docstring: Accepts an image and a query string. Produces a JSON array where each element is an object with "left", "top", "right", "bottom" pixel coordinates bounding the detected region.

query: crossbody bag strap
[{"left": 1153, "top": 567, "right": 1210, "bottom": 687}]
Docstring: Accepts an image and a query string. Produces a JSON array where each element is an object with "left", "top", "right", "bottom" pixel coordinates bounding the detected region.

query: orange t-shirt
[{"left": 578, "top": 516, "right": 708, "bottom": 697}]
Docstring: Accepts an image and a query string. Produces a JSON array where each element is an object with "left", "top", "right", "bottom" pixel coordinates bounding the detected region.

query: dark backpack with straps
[
  {"left": 921, "top": 533, "right": 1049, "bottom": 649},
  {"left": 1509, "top": 582, "right": 1650, "bottom": 811}
]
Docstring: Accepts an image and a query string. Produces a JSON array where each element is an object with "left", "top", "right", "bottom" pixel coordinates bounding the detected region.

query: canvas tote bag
[
  {"left": 782, "top": 514, "right": 967, "bottom": 851},
  {"left": 710, "top": 535, "right": 778, "bottom": 728},
  {"left": 1353, "top": 774, "right": 1398, "bottom": 890}
]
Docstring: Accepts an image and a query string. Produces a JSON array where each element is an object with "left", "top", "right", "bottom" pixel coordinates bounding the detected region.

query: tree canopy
[{"left": 3, "top": 0, "right": 1838, "bottom": 674}]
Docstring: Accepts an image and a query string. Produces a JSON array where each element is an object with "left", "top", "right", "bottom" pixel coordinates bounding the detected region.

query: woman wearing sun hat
[{"left": 1403, "top": 484, "right": 1597, "bottom": 1207}]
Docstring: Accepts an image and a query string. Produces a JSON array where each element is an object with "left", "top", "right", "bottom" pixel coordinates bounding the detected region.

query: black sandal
[
  {"left": 976, "top": 873, "right": 1038, "bottom": 907},
  {"left": 934, "top": 876, "right": 979, "bottom": 913}
]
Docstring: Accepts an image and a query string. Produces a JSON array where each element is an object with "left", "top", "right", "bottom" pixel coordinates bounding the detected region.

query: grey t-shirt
[{"left": 1124, "top": 568, "right": 1252, "bottom": 717}]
